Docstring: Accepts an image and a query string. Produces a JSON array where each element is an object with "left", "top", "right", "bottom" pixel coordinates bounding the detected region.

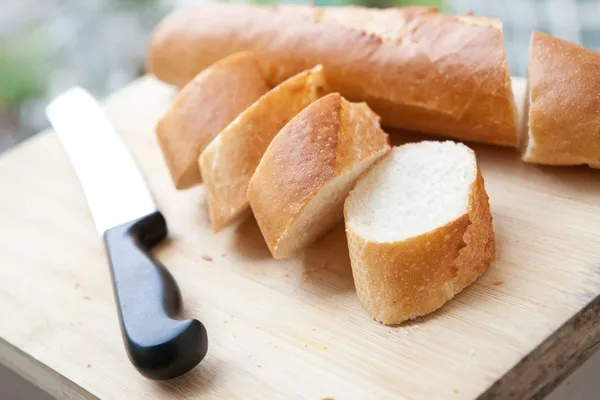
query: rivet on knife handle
[{"left": 46, "top": 87, "right": 208, "bottom": 380}]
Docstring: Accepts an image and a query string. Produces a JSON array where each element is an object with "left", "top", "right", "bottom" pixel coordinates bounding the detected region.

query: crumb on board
[
  {"left": 493, "top": 280, "right": 504, "bottom": 286},
  {"left": 83, "top": 296, "right": 91, "bottom": 300},
  {"left": 74, "top": 283, "right": 80, "bottom": 289},
  {"left": 453, "top": 389, "right": 459, "bottom": 394},
  {"left": 86, "top": 364, "right": 91, "bottom": 369},
  {"left": 322, "top": 397, "right": 335, "bottom": 400},
  {"left": 257, "top": 365, "right": 262, "bottom": 368},
  {"left": 224, "top": 320, "right": 228, "bottom": 324},
  {"left": 202, "top": 255, "right": 213, "bottom": 262}
]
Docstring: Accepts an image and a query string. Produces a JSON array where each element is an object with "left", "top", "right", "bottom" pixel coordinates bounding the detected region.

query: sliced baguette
[
  {"left": 199, "top": 65, "right": 327, "bottom": 232},
  {"left": 248, "top": 93, "right": 391, "bottom": 259},
  {"left": 156, "top": 52, "right": 270, "bottom": 189},
  {"left": 345, "top": 141, "right": 494, "bottom": 325},
  {"left": 523, "top": 32, "right": 600, "bottom": 168}
]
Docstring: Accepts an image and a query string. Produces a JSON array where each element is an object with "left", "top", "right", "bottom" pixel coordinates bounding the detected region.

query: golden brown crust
[
  {"left": 337, "top": 98, "right": 391, "bottom": 171},
  {"left": 148, "top": 4, "right": 518, "bottom": 147},
  {"left": 452, "top": 170, "right": 495, "bottom": 292},
  {"left": 346, "top": 212, "right": 471, "bottom": 324},
  {"left": 248, "top": 93, "right": 390, "bottom": 258},
  {"left": 344, "top": 149, "right": 494, "bottom": 325},
  {"left": 156, "top": 52, "right": 270, "bottom": 189},
  {"left": 199, "top": 65, "right": 328, "bottom": 232},
  {"left": 523, "top": 32, "right": 600, "bottom": 168},
  {"left": 248, "top": 94, "right": 342, "bottom": 254}
]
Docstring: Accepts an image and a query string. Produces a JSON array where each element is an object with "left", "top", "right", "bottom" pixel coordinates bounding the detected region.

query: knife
[{"left": 46, "top": 87, "right": 208, "bottom": 380}]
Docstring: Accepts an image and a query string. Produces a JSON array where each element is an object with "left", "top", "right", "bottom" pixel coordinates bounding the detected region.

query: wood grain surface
[{"left": 0, "top": 76, "right": 600, "bottom": 400}]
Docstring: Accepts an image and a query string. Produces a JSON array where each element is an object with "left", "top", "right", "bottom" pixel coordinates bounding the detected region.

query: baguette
[
  {"left": 148, "top": 4, "right": 518, "bottom": 147},
  {"left": 344, "top": 141, "right": 494, "bottom": 325},
  {"left": 522, "top": 32, "right": 600, "bottom": 168},
  {"left": 156, "top": 52, "right": 270, "bottom": 189},
  {"left": 199, "top": 65, "right": 328, "bottom": 232},
  {"left": 248, "top": 93, "right": 391, "bottom": 259}
]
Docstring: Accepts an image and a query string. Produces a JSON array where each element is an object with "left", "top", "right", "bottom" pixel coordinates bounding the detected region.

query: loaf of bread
[
  {"left": 156, "top": 52, "right": 270, "bottom": 189},
  {"left": 523, "top": 32, "right": 600, "bottom": 168},
  {"left": 148, "top": 4, "right": 518, "bottom": 147},
  {"left": 344, "top": 141, "right": 494, "bottom": 325},
  {"left": 248, "top": 93, "right": 391, "bottom": 259},
  {"left": 199, "top": 65, "right": 328, "bottom": 232}
]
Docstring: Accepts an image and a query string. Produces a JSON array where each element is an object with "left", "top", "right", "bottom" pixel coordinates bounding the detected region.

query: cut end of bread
[
  {"left": 248, "top": 93, "right": 390, "bottom": 259},
  {"left": 345, "top": 141, "right": 494, "bottom": 325},
  {"left": 273, "top": 150, "right": 382, "bottom": 259},
  {"left": 347, "top": 142, "right": 476, "bottom": 243}
]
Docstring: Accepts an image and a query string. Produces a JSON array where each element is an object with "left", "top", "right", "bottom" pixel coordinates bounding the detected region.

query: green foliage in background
[
  {"left": 0, "top": 45, "right": 44, "bottom": 108},
  {"left": 246, "top": 0, "right": 443, "bottom": 9},
  {"left": 120, "top": 0, "right": 159, "bottom": 7}
]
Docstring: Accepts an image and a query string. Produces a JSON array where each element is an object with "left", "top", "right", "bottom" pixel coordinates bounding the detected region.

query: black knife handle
[{"left": 103, "top": 211, "right": 208, "bottom": 380}]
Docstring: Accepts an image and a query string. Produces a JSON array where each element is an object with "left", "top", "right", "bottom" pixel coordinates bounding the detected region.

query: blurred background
[
  {"left": 2, "top": 1, "right": 600, "bottom": 399},
  {"left": 1, "top": 0, "right": 600, "bottom": 153}
]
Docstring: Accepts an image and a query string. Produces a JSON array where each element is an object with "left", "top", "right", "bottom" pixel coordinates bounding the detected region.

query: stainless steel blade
[{"left": 46, "top": 87, "right": 157, "bottom": 234}]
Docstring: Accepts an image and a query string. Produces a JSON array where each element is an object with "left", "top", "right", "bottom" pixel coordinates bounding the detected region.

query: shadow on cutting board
[
  {"left": 301, "top": 222, "right": 356, "bottom": 296},
  {"left": 151, "top": 356, "right": 224, "bottom": 398},
  {"left": 232, "top": 213, "right": 272, "bottom": 261},
  {"left": 232, "top": 210, "right": 356, "bottom": 296}
]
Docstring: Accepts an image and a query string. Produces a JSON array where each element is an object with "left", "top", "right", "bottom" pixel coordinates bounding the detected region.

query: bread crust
[
  {"left": 344, "top": 145, "right": 494, "bottom": 325},
  {"left": 248, "top": 93, "right": 391, "bottom": 259},
  {"left": 156, "top": 52, "right": 270, "bottom": 189},
  {"left": 199, "top": 65, "right": 327, "bottom": 232},
  {"left": 148, "top": 4, "right": 518, "bottom": 147},
  {"left": 523, "top": 32, "right": 600, "bottom": 168}
]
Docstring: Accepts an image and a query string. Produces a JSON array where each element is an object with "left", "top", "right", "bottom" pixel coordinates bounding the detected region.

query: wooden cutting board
[{"left": 1, "top": 76, "right": 600, "bottom": 400}]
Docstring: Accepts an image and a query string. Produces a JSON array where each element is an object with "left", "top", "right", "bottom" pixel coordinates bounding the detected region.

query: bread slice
[
  {"left": 199, "top": 65, "right": 327, "bottom": 231},
  {"left": 156, "top": 52, "right": 270, "bottom": 189},
  {"left": 248, "top": 93, "right": 391, "bottom": 259},
  {"left": 523, "top": 32, "right": 600, "bottom": 168},
  {"left": 344, "top": 141, "right": 494, "bottom": 325}
]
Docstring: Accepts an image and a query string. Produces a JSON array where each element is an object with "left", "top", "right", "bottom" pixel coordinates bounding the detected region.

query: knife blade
[
  {"left": 46, "top": 87, "right": 208, "bottom": 380},
  {"left": 46, "top": 87, "right": 157, "bottom": 234}
]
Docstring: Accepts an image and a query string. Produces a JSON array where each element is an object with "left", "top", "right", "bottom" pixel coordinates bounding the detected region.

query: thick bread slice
[
  {"left": 199, "top": 65, "right": 327, "bottom": 232},
  {"left": 523, "top": 32, "right": 600, "bottom": 168},
  {"left": 148, "top": 4, "right": 518, "bottom": 147},
  {"left": 248, "top": 93, "right": 391, "bottom": 259},
  {"left": 156, "top": 52, "right": 270, "bottom": 189},
  {"left": 344, "top": 141, "right": 494, "bottom": 325}
]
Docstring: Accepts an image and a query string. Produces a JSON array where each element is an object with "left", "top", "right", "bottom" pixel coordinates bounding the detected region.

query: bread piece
[
  {"left": 247, "top": 93, "right": 391, "bottom": 259},
  {"left": 344, "top": 141, "right": 494, "bottom": 325},
  {"left": 199, "top": 65, "right": 327, "bottom": 232},
  {"left": 523, "top": 32, "right": 600, "bottom": 168},
  {"left": 148, "top": 4, "right": 518, "bottom": 147},
  {"left": 156, "top": 52, "right": 270, "bottom": 189}
]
